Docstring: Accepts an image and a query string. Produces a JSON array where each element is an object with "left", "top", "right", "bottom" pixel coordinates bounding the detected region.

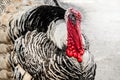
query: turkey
[
  {"left": 9, "top": 3, "right": 96, "bottom": 80},
  {"left": 0, "top": 0, "right": 96, "bottom": 80}
]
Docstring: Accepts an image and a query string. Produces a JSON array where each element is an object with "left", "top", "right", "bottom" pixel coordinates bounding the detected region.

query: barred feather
[
  {"left": 6, "top": 1, "right": 96, "bottom": 80},
  {"left": 8, "top": 5, "right": 65, "bottom": 42},
  {"left": 12, "top": 27, "right": 96, "bottom": 80}
]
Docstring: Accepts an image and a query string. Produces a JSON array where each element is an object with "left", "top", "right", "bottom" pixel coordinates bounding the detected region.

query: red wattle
[
  {"left": 79, "top": 50, "right": 84, "bottom": 55},
  {"left": 77, "top": 53, "right": 82, "bottom": 62},
  {"left": 66, "top": 10, "right": 84, "bottom": 63},
  {"left": 66, "top": 50, "right": 73, "bottom": 57},
  {"left": 73, "top": 52, "right": 78, "bottom": 58},
  {"left": 77, "top": 57, "right": 82, "bottom": 62},
  {"left": 77, "top": 54, "right": 81, "bottom": 59}
]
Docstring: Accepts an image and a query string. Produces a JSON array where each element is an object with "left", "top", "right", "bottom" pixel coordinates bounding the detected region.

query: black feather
[
  {"left": 24, "top": 5, "right": 66, "bottom": 32},
  {"left": 8, "top": 5, "right": 66, "bottom": 41}
]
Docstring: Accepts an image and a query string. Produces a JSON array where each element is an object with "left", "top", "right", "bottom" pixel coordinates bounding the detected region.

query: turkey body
[
  {"left": 14, "top": 30, "right": 96, "bottom": 80},
  {"left": 7, "top": 3, "right": 96, "bottom": 80}
]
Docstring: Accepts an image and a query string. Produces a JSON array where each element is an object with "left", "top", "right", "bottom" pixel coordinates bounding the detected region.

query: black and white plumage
[
  {"left": 8, "top": 5, "right": 65, "bottom": 42},
  {"left": 13, "top": 29, "right": 96, "bottom": 80},
  {"left": 7, "top": 1, "right": 96, "bottom": 80}
]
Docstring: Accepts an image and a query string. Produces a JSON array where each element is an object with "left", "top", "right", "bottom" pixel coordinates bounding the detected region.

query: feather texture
[
  {"left": 0, "top": 0, "right": 96, "bottom": 80},
  {"left": 13, "top": 29, "right": 96, "bottom": 80}
]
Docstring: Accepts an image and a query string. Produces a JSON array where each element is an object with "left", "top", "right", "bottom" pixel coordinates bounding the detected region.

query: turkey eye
[
  {"left": 69, "top": 14, "right": 76, "bottom": 21},
  {"left": 69, "top": 14, "right": 76, "bottom": 25}
]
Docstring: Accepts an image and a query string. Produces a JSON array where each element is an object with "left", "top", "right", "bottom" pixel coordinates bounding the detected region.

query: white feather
[{"left": 47, "top": 20, "right": 67, "bottom": 49}]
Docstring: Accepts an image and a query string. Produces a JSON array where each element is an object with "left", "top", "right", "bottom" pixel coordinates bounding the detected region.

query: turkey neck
[{"left": 66, "top": 16, "right": 84, "bottom": 62}]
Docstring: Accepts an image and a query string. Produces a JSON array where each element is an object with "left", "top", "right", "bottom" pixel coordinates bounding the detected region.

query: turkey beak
[{"left": 69, "top": 14, "right": 76, "bottom": 25}]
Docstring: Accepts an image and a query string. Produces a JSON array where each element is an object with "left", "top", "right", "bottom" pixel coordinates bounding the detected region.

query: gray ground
[{"left": 63, "top": 0, "right": 120, "bottom": 80}]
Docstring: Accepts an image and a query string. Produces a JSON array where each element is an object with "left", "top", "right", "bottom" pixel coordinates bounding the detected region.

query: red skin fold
[{"left": 66, "top": 9, "right": 84, "bottom": 63}]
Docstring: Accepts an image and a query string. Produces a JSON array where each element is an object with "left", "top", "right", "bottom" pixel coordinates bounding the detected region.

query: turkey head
[
  {"left": 47, "top": 8, "right": 84, "bottom": 63},
  {"left": 65, "top": 8, "right": 84, "bottom": 62}
]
